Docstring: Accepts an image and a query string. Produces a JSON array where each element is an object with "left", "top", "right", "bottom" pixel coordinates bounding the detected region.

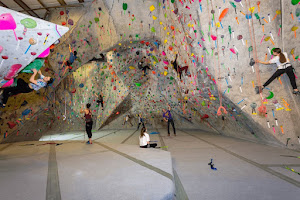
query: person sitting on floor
[{"left": 139, "top": 127, "right": 157, "bottom": 148}]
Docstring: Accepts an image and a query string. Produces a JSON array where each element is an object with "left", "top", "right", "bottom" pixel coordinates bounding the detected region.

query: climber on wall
[
  {"left": 65, "top": 44, "right": 77, "bottom": 67},
  {"left": 255, "top": 48, "right": 299, "bottom": 95},
  {"left": 80, "top": 103, "right": 93, "bottom": 144},
  {"left": 89, "top": 53, "right": 107, "bottom": 62},
  {"left": 162, "top": 104, "right": 176, "bottom": 136},
  {"left": 171, "top": 53, "right": 189, "bottom": 80},
  {"left": 138, "top": 57, "right": 151, "bottom": 76},
  {"left": 94, "top": 92, "right": 104, "bottom": 110},
  {"left": 0, "top": 69, "right": 53, "bottom": 108}
]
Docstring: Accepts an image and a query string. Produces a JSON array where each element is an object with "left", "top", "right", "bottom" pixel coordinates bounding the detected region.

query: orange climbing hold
[{"left": 219, "top": 8, "right": 229, "bottom": 22}]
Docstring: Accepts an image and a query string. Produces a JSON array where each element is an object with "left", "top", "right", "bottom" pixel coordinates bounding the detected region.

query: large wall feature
[{"left": 1, "top": 1, "right": 300, "bottom": 149}]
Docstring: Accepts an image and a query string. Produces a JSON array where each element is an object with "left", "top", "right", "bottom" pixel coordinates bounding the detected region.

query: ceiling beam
[
  {"left": 78, "top": 0, "right": 84, "bottom": 3},
  {"left": 57, "top": 0, "right": 67, "bottom": 6},
  {"left": 19, "top": 4, "right": 84, "bottom": 12},
  {"left": 37, "top": 0, "right": 50, "bottom": 12},
  {"left": 0, "top": 1, "right": 9, "bottom": 8},
  {"left": 13, "top": 0, "right": 40, "bottom": 18}
]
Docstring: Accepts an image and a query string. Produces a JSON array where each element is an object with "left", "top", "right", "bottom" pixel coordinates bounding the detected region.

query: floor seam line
[
  {"left": 94, "top": 142, "right": 173, "bottom": 181},
  {"left": 46, "top": 144, "right": 61, "bottom": 200},
  {"left": 0, "top": 144, "right": 12, "bottom": 152},
  {"left": 121, "top": 130, "right": 137, "bottom": 144}
]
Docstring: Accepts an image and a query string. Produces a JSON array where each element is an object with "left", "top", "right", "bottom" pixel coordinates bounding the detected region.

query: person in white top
[
  {"left": 256, "top": 48, "right": 299, "bottom": 95},
  {"left": 139, "top": 127, "right": 157, "bottom": 148}
]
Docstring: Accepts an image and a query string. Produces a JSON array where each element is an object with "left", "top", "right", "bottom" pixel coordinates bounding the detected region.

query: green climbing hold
[
  {"left": 20, "top": 18, "right": 37, "bottom": 28},
  {"left": 171, "top": 0, "right": 175, "bottom": 3},
  {"left": 291, "top": 0, "right": 300, "bottom": 5},
  {"left": 151, "top": 27, "right": 156, "bottom": 33},
  {"left": 123, "top": 3, "right": 128, "bottom": 11},
  {"left": 135, "top": 83, "right": 141, "bottom": 87},
  {"left": 152, "top": 55, "right": 158, "bottom": 62},
  {"left": 21, "top": 59, "right": 44, "bottom": 73},
  {"left": 201, "top": 101, "right": 206, "bottom": 106},
  {"left": 94, "top": 17, "right": 99, "bottom": 22}
]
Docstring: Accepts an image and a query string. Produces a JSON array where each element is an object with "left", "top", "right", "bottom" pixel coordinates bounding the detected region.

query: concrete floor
[{"left": 1, "top": 128, "right": 300, "bottom": 200}]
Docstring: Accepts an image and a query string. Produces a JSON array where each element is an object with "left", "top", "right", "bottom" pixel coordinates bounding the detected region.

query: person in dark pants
[
  {"left": 80, "top": 103, "right": 93, "bottom": 144},
  {"left": 162, "top": 105, "right": 176, "bottom": 136},
  {"left": 0, "top": 69, "right": 53, "bottom": 108},
  {"left": 171, "top": 54, "right": 188, "bottom": 80},
  {"left": 256, "top": 48, "right": 299, "bottom": 95},
  {"left": 95, "top": 92, "right": 104, "bottom": 110},
  {"left": 139, "top": 127, "right": 157, "bottom": 148},
  {"left": 137, "top": 113, "right": 145, "bottom": 130}
]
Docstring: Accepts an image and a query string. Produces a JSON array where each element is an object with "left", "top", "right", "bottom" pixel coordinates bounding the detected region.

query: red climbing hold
[{"left": 7, "top": 121, "right": 17, "bottom": 129}]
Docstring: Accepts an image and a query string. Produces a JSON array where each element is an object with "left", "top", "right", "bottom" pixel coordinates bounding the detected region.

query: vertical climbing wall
[{"left": 1, "top": 0, "right": 300, "bottom": 149}]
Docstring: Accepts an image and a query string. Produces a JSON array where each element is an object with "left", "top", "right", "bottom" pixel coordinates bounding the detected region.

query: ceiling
[{"left": 0, "top": 0, "right": 91, "bottom": 20}]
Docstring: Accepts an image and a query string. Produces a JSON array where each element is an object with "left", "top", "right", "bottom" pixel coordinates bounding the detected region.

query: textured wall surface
[{"left": 1, "top": 0, "right": 300, "bottom": 149}]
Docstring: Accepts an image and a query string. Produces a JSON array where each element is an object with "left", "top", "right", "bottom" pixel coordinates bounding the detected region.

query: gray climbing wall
[{"left": 1, "top": 0, "right": 300, "bottom": 149}]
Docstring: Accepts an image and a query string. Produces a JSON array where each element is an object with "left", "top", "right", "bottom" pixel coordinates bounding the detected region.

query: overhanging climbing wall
[
  {"left": 0, "top": 7, "right": 69, "bottom": 87},
  {"left": 1, "top": 0, "right": 300, "bottom": 149}
]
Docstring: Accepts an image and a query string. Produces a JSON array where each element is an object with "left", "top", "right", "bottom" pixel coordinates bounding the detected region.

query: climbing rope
[
  {"left": 245, "top": 0, "right": 266, "bottom": 116},
  {"left": 210, "top": 0, "right": 227, "bottom": 116}
]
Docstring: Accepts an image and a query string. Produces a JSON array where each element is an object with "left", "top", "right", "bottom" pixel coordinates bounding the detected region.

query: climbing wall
[
  {"left": 0, "top": 6, "right": 69, "bottom": 87},
  {"left": 1, "top": 0, "right": 300, "bottom": 149}
]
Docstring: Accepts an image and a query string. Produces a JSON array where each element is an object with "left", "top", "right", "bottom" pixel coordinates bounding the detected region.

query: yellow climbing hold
[
  {"left": 191, "top": 53, "right": 194, "bottom": 57},
  {"left": 152, "top": 15, "right": 157, "bottom": 20},
  {"left": 150, "top": 5, "right": 155, "bottom": 12},
  {"left": 249, "top": 7, "right": 255, "bottom": 13},
  {"left": 118, "top": 43, "right": 122, "bottom": 45},
  {"left": 216, "top": 22, "right": 221, "bottom": 27},
  {"left": 164, "top": 71, "right": 168, "bottom": 76},
  {"left": 160, "top": 21, "right": 163, "bottom": 25},
  {"left": 129, "top": 66, "right": 135, "bottom": 69},
  {"left": 184, "top": 96, "right": 188, "bottom": 100},
  {"left": 164, "top": 39, "right": 168, "bottom": 43},
  {"left": 167, "top": 32, "right": 170, "bottom": 35}
]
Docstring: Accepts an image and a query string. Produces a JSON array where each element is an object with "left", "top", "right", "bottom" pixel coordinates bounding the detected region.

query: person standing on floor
[
  {"left": 162, "top": 105, "right": 176, "bottom": 136},
  {"left": 80, "top": 103, "right": 93, "bottom": 144},
  {"left": 137, "top": 113, "right": 145, "bottom": 130},
  {"left": 139, "top": 127, "right": 157, "bottom": 148},
  {"left": 256, "top": 48, "right": 299, "bottom": 95},
  {"left": 123, "top": 114, "right": 133, "bottom": 126}
]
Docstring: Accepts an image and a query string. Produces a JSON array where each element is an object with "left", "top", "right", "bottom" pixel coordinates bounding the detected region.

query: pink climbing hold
[
  {"left": 217, "top": 106, "right": 227, "bottom": 116},
  {"left": 4, "top": 64, "right": 22, "bottom": 80},
  {"left": 211, "top": 35, "right": 217, "bottom": 41},
  {"left": 1, "top": 79, "right": 14, "bottom": 88},
  {"left": 0, "top": 45, "right": 3, "bottom": 54},
  {"left": 0, "top": 13, "right": 17, "bottom": 41},
  {"left": 38, "top": 47, "right": 50, "bottom": 58},
  {"left": 162, "top": 51, "right": 166, "bottom": 56},
  {"left": 163, "top": 60, "right": 169, "bottom": 65},
  {"left": 230, "top": 48, "right": 236, "bottom": 54}
]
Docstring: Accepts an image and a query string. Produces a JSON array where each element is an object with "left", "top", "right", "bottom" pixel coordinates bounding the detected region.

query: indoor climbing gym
[{"left": 1, "top": 0, "right": 300, "bottom": 199}]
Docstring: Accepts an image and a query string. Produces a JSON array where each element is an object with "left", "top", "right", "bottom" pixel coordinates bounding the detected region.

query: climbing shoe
[
  {"left": 86, "top": 141, "right": 90, "bottom": 144},
  {"left": 255, "top": 86, "right": 263, "bottom": 94},
  {"left": 293, "top": 91, "right": 300, "bottom": 95}
]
